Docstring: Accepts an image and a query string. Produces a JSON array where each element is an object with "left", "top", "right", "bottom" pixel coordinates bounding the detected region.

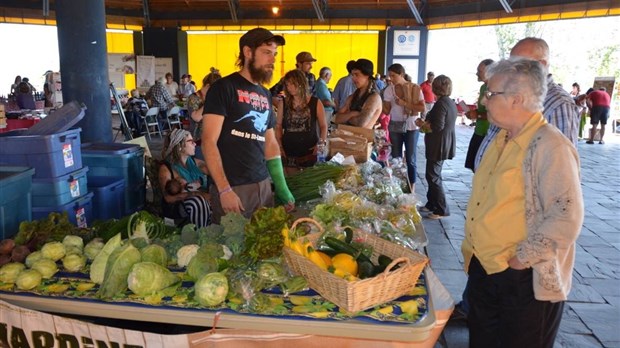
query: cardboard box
[
  {"left": 335, "top": 124, "right": 375, "bottom": 142},
  {"left": 329, "top": 124, "right": 375, "bottom": 163}
]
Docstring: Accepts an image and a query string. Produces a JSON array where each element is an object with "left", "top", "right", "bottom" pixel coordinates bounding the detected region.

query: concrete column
[{"left": 56, "top": 0, "right": 112, "bottom": 143}]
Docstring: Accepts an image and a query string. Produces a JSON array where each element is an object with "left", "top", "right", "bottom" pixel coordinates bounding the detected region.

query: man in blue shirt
[{"left": 332, "top": 60, "right": 356, "bottom": 112}]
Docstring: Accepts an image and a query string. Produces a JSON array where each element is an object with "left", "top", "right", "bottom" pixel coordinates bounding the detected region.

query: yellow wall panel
[
  {"left": 188, "top": 31, "right": 379, "bottom": 90},
  {"left": 105, "top": 31, "right": 135, "bottom": 91}
]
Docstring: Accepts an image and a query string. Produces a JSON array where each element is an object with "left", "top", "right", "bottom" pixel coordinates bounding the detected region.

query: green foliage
[
  {"left": 14, "top": 212, "right": 81, "bottom": 249},
  {"left": 244, "top": 207, "right": 292, "bottom": 262}
]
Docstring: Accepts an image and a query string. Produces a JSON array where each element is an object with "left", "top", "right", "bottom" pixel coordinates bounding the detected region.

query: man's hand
[
  {"left": 466, "top": 109, "right": 478, "bottom": 120},
  {"left": 219, "top": 190, "right": 245, "bottom": 214}
]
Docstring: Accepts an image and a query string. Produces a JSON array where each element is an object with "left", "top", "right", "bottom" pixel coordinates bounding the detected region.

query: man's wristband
[{"left": 219, "top": 186, "right": 233, "bottom": 195}]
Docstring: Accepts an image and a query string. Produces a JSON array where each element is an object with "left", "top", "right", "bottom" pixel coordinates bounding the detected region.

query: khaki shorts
[{"left": 209, "top": 178, "right": 273, "bottom": 223}]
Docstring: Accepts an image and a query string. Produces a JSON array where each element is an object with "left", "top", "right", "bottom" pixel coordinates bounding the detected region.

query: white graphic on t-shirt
[{"left": 234, "top": 110, "right": 270, "bottom": 132}]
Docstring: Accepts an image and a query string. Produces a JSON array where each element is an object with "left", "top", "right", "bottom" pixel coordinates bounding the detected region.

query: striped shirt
[{"left": 474, "top": 77, "right": 579, "bottom": 170}]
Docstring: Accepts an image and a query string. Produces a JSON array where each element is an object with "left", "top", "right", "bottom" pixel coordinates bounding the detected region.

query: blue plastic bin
[
  {"left": 31, "top": 166, "right": 89, "bottom": 207},
  {"left": 81, "top": 143, "right": 145, "bottom": 215},
  {"left": 32, "top": 192, "right": 94, "bottom": 228},
  {"left": 0, "top": 166, "right": 34, "bottom": 239},
  {"left": 0, "top": 128, "right": 82, "bottom": 178},
  {"left": 88, "top": 176, "right": 125, "bottom": 220}
]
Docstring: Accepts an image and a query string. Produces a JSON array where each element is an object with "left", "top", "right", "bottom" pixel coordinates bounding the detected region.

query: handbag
[{"left": 388, "top": 120, "right": 407, "bottom": 134}]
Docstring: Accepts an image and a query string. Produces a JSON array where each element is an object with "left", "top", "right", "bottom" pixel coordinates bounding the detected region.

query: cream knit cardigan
[{"left": 516, "top": 124, "right": 584, "bottom": 302}]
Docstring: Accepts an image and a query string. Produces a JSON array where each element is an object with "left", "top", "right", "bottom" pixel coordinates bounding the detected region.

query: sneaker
[
  {"left": 418, "top": 206, "right": 431, "bottom": 213},
  {"left": 599, "top": 140, "right": 605, "bottom": 144},
  {"left": 586, "top": 140, "right": 594, "bottom": 144},
  {"left": 427, "top": 213, "right": 447, "bottom": 219}
]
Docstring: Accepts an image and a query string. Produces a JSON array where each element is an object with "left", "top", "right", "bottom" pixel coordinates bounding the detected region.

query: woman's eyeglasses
[{"left": 484, "top": 90, "right": 506, "bottom": 99}]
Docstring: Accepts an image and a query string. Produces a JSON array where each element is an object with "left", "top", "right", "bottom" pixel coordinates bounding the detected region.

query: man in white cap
[{"left": 202, "top": 27, "right": 295, "bottom": 222}]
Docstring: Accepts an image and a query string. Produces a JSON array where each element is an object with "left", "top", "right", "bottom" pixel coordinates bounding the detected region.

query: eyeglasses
[
  {"left": 484, "top": 90, "right": 506, "bottom": 99},
  {"left": 185, "top": 139, "right": 196, "bottom": 145}
]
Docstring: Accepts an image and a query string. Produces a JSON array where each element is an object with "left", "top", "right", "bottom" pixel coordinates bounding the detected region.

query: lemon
[{"left": 331, "top": 253, "right": 358, "bottom": 276}]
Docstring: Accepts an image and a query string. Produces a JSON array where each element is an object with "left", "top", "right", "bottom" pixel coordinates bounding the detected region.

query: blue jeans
[{"left": 390, "top": 130, "right": 419, "bottom": 185}]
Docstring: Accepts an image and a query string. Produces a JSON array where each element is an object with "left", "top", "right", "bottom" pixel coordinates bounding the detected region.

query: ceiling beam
[
  {"left": 406, "top": 0, "right": 424, "bottom": 24},
  {"left": 311, "top": 0, "right": 326, "bottom": 22},
  {"left": 228, "top": 0, "right": 239, "bottom": 22},
  {"left": 142, "top": 0, "right": 151, "bottom": 27},
  {"left": 499, "top": 0, "right": 514, "bottom": 13}
]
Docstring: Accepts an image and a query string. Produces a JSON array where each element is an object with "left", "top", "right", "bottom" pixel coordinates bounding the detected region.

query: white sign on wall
[
  {"left": 393, "top": 58, "right": 419, "bottom": 84},
  {"left": 393, "top": 30, "right": 421, "bottom": 56},
  {"left": 137, "top": 55, "right": 155, "bottom": 92},
  {"left": 108, "top": 53, "right": 136, "bottom": 90},
  {"left": 155, "top": 57, "right": 173, "bottom": 82}
]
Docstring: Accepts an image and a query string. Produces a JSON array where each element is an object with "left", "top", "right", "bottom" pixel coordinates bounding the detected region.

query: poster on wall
[
  {"left": 393, "top": 30, "right": 421, "bottom": 56},
  {"left": 108, "top": 53, "right": 136, "bottom": 90},
  {"left": 136, "top": 55, "right": 155, "bottom": 92},
  {"left": 155, "top": 57, "right": 173, "bottom": 81},
  {"left": 393, "top": 58, "right": 419, "bottom": 84}
]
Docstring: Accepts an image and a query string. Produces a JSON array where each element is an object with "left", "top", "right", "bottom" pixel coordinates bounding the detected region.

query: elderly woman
[
  {"left": 159, "top": 129, "right": 212, "bottom": 227},
  {"left": 187, "top": 68, "right": 222, "bottom": 159},
  {"left": 275, "top": 69, "right": 327, "bottom": 168},
  {"left": 417, "top": 74, "right": 457, "bottom": 219},
  {"left": 382, "top": 63, "right": 425, "bottom": 190},
  {"left": 461, "top": 58, "right": 583, "bottom": 347}
]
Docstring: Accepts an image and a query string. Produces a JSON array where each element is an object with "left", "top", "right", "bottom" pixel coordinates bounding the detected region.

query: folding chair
[
  {"left": 166, "top": 106, "right": 182, "bottom": 130},
  {"left": 141, "top": 107, "right": 162, "bottom": 140}
]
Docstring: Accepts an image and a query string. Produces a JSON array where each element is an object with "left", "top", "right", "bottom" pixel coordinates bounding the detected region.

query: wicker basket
[{"left": 283, "top": 219, "right": 428, "bottom": 312}]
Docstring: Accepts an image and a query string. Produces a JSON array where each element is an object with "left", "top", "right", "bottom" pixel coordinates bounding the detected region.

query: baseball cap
[
  {"left": 296, "top": 51, "right": 317, "bottom": 63},
  {"left": 239, "top": 28, "right": 285, "bottom": 50},
  {"left": 352, "top": 59, "right": 374, "bottom": 77}
]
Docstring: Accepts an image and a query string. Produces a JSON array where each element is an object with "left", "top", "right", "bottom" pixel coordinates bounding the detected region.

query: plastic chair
[
  {"left": 141, "top": 107, "right": 162, "bottom": 140},
  {"left": 166, "top": 106, "right": 182, "bottom": 130}
]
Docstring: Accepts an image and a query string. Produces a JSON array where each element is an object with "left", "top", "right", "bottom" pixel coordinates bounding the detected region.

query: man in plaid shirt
[{"left": 147, "top": 77, "right": 175, "bottom": 117}]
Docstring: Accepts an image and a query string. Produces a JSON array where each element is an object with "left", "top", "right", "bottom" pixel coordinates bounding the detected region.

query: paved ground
[
  {"left": 131, "top": 119, "right": 620, "bottom": 347},
  {"left": 415, "top": 122, "right": 620, "bottom": 348}
]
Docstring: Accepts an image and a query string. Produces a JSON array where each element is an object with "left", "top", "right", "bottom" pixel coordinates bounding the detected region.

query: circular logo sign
[{"left": 397, "top": 35, "right": 407, "bottom": 43}]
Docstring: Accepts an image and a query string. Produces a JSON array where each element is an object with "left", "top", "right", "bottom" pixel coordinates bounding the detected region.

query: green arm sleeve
[{"left": 266, "top": 158, "right": 295, "bottom": 205}]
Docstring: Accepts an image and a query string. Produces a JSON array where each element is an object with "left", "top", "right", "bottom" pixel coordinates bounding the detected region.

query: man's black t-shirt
[{"left": 203, "top": 72, "right": 276, "bottom": 186}]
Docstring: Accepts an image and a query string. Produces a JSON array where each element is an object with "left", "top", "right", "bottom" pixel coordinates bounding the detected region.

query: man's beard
[{"left": 248, "top": 55, "right": 273, "bottom": 85}]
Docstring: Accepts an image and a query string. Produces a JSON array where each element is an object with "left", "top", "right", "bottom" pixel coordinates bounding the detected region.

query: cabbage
[
  {"left": 176, "top": 244, "right": 199, "bottom": 268},
  {"left": 62, "top": 235, "right": 84, "bottom": 251},
  {"left": 90, "top": 234, "right": 122, "bottom": 284},
  {"left": 140, "top": 244, "right": 168, "bottom": 267},
  {"left": 30, "top": 258, "right": 58, "bottom": 279},
  {"left": 15, "top": 269, "right": 42, "bottom": 290},
  {"left": 256, "top": 261, "right": 288, "bottom": 290},
  {"left": 65, "top": 246, "right": 83, "bottom": 256},
  {"left": 127, "top": 262, "right": 179, "bottom": 296},
  {"left": 41, "top": 241, "right": 66, "bottom": 261},
  {"left": 194, "top": 272, "right": 228, "bottom": 306},
  {"left": 84, "top": 238, "right": 105, "bottom": 260},
  {"left": 62, "top": 254, "right": 87, "bottom": 272},
  {"left": 25, "top": 251, "right": 43, "bottom": 268},
  {"left": 97, "top": 242, "right": 142, "bottom": 299},
  {"left": 0, "top": 262, "right": 26, "bottom": 283},
  {"left": 186, "top": 253, "right": 218, "bottom": 281}
]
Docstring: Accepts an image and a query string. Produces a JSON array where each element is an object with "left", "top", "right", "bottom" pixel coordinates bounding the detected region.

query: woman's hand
[
  {"left": 508, "top": 256, "right": 527, "bottom": 270},
  {"left": 220, "top": 190, "right": 245, "bottom": 214}
]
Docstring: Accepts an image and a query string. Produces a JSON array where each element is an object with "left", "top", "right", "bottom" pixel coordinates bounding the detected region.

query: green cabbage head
[
  {"left": 25, "top": 251, "right": 43, "bottom": 268},
  {"left": 0, "top": 262, "right": 26, "bottom": 283},
  {"left": 16, "top": 269, "right": 42, "bottom": 290},
  {"left": 62, "top": 235, "right": 84, "bottom": 251},
  {"left": 63, "top": 254, "right": 87, "bottom": 272},
  {"left": 140, "top": 244, "right": 168, "bottom": 267},
  {"left": 194, "top": 272, "right": 228, "bottom": 307},
  {"left": 84, "top": 238, "right": 105, "bottom": 261},
  {"left": 30, "top": 258, "right": 58, "bottom": 279},
  {"left": 127, "top": 262, "right": 179, "bottom": 296},
  {"left": 41, "top": 241, "right": 66, "bottom": 261}
]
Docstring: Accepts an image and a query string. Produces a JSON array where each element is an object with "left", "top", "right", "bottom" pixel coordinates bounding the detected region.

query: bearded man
[{"left": 202, "top": 28, "right": 295, "bottom": 222}]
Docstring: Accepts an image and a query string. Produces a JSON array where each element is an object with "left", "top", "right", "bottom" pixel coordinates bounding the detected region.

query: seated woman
[
  {"left": 275, "top": 69, "right": 327, "bottom": 169},
  {"left": 159, "top": 129, "right": 212, "bottom": 227},
  {"left": 333, "top": 59, "right": 383, "bottom": 129}
]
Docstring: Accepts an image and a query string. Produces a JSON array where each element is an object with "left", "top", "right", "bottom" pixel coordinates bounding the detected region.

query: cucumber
[
  {"left": 324, "top": 237, "right": 372, "bottom": 263},
  {"left": 316, "top": 247, "right": 339, "bottom": 257},
  {"left": 344, "top": 227, "right": 354, "bottom": 244},
  {"left": 358, "top": 260, "right": 375, "bottom": 279}
]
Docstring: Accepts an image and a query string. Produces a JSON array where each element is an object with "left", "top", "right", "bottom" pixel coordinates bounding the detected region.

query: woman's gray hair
[{"left": 486, "top": 58, "right": 547, "bottom": 112}]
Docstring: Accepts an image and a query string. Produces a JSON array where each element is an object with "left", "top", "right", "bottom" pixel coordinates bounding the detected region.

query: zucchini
[
  {"left": 344, "top": 227, "right": 354, "bottom": 244},
  {"left": 373, "top": 254, "right": 399, "bottom": 276},
  {"left": 324, "top": 237, "right": 372, "bottom": 263},
  {"left": 316, "top": 247, "right": 339, "bottom": 257},
  {"left": 358, "top": 260, "right": 375, "bottom": 279}
]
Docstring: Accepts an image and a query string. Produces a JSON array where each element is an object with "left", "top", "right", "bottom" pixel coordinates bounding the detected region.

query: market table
[{"left": 0, "top": 268, "right": 452, "bottom": 347}]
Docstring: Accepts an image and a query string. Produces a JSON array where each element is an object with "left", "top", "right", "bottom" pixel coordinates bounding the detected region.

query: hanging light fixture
[{"left": 272, "top": 6, "right": 280, "bottom": 15}]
